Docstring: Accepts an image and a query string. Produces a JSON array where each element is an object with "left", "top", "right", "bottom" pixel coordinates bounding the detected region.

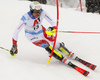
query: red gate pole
[
  {"left": 80, "top": 0, "right": 83, "bottom": 11},
  {"left": 47, "top": 0, "right": 59, "bottom": 64}
]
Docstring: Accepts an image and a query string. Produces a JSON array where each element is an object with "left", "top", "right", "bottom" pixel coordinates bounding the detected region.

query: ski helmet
[{"left": 29, "top": 1, "right": 42, "bottom": 14}]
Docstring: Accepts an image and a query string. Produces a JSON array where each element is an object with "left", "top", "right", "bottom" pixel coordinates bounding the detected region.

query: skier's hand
[
  {"left": 46, "top": 27, "right": 56, "bottom": 36},
  {"left": 10, "top": 45, "right": 18, "bottom": 57}
]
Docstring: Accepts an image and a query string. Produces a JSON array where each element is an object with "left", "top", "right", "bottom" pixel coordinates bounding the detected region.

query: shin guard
[
  {"left": 45, "top": 46, "right": 63, "bottom": 60},
  {"left": 58, "top": 42, "right": 70, "bottom": 56}
]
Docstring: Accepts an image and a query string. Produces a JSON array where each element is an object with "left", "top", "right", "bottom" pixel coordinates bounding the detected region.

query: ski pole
[
  {"left": 58, "top": 31, "right": 100, "bottom": 34},
  {"left": 0, "top": 47, "right": 10, "bottom": 52},
  {"left": 46, "top": 30, "right": 100, "bottom": 36},
  {"left": 0, "top": 47, "right": 17, "bottom": 57}
]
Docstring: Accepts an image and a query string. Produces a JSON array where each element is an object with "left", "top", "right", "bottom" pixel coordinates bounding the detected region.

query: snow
[{"left": 0, "top": 0, "right": 100, "bottom": 80}]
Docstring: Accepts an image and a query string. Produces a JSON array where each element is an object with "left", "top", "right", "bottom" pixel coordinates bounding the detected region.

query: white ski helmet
[{"left": 30, "top": 1, "right": 42, "bottom": 14}]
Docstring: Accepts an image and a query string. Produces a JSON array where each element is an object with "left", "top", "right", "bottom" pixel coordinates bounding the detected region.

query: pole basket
[{"left": 76, "top": 0, "right": 87, "bottom": 12}]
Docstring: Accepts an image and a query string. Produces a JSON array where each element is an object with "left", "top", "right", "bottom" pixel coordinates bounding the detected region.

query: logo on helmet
[{"left": 35, "top": 6, "right": 41, "bottom": 10}]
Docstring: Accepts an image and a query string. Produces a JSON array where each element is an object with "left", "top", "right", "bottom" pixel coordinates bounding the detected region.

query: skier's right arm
[{"left": 10, "top": 15, "right": 27, "bottom": 56}]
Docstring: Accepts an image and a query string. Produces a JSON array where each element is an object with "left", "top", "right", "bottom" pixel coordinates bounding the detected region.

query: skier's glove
[
  {"left": 46, "top": 27, "right": 56, "bottom": 36},
  {"left": 10, "top": 45, "right": 18, "bottom": 56}
]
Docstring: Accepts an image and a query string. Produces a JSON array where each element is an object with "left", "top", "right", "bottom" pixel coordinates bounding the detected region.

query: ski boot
[{"left": 58, "top": 42, "right": 76, "bottom": 59}]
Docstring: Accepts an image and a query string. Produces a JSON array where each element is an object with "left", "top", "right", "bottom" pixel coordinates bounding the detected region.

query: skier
[{"left": 10, "top": 1, "right": 76, "bottom": 64}]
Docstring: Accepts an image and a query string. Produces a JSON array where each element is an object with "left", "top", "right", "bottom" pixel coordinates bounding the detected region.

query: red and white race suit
[{"left": 12, "top": 9, "right": 60, "bottom": 48}]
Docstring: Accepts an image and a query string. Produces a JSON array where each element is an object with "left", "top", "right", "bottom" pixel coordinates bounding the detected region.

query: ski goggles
[{"left": 33, "top": 9, "right": 41, "bottom": 13}]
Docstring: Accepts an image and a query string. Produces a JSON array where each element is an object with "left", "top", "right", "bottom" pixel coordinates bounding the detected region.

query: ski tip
[
  {"left": 92, "top": 65, "right": 97, "bottom": 70},
  {"left": 83, "top": 71, "right": 90, "bottom": 76},
  {"left": 89, "top": 64, "right": 97, "bottom": 70}
]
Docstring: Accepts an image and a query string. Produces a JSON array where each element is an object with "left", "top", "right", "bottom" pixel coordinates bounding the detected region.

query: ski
[
  {"left": 68, "top": 61, "right": 89, "bottom": 76},
  {"left": 75, "top": 57, "right": 97, "bottom": 70}
]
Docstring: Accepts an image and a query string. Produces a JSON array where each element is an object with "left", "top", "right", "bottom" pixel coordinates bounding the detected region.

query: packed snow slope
[{"left": 0, "top": 0, "right": 100, "bottom": 80}]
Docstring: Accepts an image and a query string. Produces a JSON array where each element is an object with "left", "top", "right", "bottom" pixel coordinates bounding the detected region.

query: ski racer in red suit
[{"left": 10, "top": 1, "right": 76, "bottom": 64}]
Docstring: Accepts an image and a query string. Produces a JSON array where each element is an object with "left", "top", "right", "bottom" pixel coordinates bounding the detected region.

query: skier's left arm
[
  {"left": 44, "top": 11, "right": 57, "bottom": 35},
  {"left": 44, "top": 11, "right": 57, "bottom": 28}
]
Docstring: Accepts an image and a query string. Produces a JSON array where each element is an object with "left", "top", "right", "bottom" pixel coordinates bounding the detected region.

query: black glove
[
  {"left": 46, "top": 27, "right": 56, "bottom": 36},
  {"left": 47, "top": 27, "right": 54, "bottom": 31},
  {"left": 10, "top": 45, "right": 18, "bottom": 56}
]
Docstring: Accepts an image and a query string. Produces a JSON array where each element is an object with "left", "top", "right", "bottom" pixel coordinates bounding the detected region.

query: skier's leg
[
  {"left": 42, "top": 26, "right": 76, "bottom": 59},
  {"left": 32, "top": 39, "right": 69, "bottom": 64},
  {"left": 32, "top": 39, "right": 68, "bottom": 63},
  {"left": 25, "top": 28, "right": 70, "bottom": 64},
  {"left": 45, "top": 45, "right": 70, "bottom": 64}
]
